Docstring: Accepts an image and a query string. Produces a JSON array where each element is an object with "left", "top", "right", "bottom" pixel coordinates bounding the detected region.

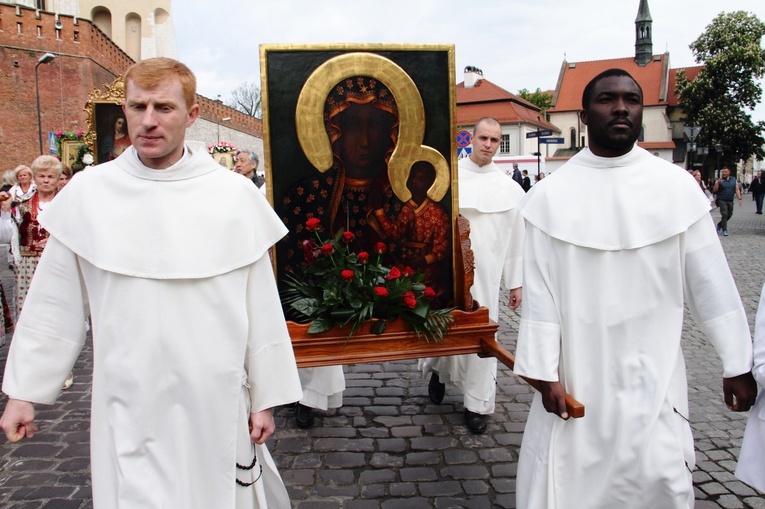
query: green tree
[
  {"left": 226, "top": 81, "right": 261, "bottom": 118},
  {"left": 518, "top": 88, "right": 553, "bottom": 120},
  {"left": 676, "top": 11, "right": 765, "bottom": 167}
]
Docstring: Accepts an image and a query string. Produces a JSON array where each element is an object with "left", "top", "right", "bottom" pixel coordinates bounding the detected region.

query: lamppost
[
  {"left": 35, "top": 52, "right": 56, "bottom": 155},
  {"left": 217, "top": 117, "right": 231, "bottom": 142},
  {"left": 715, "top": 142, "right": 722, "bottom": 180}
]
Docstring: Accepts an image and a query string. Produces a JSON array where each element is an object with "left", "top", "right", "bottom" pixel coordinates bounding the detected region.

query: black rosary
[{"left": 235, "top": 451, "right": 263, "bottom": 487}]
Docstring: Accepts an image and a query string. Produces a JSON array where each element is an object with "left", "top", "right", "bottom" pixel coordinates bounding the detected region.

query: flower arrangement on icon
[{"left": 281, "top": 218, "right": 455, "bottom": 342}]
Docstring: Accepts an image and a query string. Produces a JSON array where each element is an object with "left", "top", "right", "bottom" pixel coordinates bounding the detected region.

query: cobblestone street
[{"left": 0, "top": 196, "right": 764, "bottom": 508}]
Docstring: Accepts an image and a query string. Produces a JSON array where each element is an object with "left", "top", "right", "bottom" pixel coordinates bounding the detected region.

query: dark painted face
[
  {"left": 333, "top": 103, "right": 395, "bottom": 179},
  {"left": 407, "top": 162, "right": 436, "bottom": 198},
  {"left": 580, "top": 75, "right": 643, "bottom": 157}
]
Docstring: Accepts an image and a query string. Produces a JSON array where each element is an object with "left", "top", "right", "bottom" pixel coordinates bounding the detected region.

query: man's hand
[
  {"left": 723, "top": 371, "right": 757, "bottom": 412},
  {"left": 0, "top": 191, "right": 12, "bottom": 212},
  {"left": 248, "top": 408, "right": 275, "bottom": 445},
  {"left": 538, "top": 380, "right": 569, "bottom": 420},
  {"left": 0, "top": 399, "right": 37, "bottom": 443},
  {"left": 508, "top": 287, "right": 522, "bottom": 310}
]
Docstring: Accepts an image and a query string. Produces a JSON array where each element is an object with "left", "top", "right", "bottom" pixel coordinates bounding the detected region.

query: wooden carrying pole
[{"left": 289, "top": 307, "right": 584, "bottom": 419}]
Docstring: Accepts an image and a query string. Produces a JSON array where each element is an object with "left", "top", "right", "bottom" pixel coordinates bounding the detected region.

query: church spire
[{"left": 635, "top": 0, "right": 653, "bottom": 66}]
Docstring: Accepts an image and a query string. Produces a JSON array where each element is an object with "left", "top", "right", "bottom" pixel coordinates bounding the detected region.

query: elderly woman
[
  {"left": 6, "top": 156, "right": 61, "bottom": 314},
  {"left": 3, "top": 156, "right": 70, "bottom": 387},
  {"left": 8, "top": 165, "right": 36, "bottom": 203}
]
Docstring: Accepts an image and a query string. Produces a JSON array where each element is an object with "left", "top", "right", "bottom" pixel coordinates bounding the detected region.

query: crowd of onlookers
[{"left": 0, "top": 157, "right": 72, "bottom": 386}]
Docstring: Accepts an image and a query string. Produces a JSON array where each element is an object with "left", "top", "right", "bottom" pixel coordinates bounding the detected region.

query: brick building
[{"left": 0, "top": 3, "right": 263, "bottom": 171}]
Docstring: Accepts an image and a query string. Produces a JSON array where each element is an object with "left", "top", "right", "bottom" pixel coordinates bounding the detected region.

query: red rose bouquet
[{"left": 281, "top": 219, "right": 455, "bottom": 342}]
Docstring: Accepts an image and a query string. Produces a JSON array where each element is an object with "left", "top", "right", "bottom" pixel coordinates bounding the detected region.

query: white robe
[
  {"left": 298, "top": 366, "right": 345, "bottom": 410},
  {"left": 735, "top": 282, "right": 765, "bottom": 493},
  {"left": 419, "top": 157, "right": 525, "bottom": 414},
  {"left": 2, "top": 143, "right": 303, "bottom": 509},
  {"left": 514, "top": 146, "right": 753, "bottom": 509}
]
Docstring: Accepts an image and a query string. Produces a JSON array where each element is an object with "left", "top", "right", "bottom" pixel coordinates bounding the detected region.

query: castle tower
[
  {"left": 635, "top": 0, "right": 653, "bottom": 66},
  {"left": 14, "top": 0, "right": 178, "bottom": 61}
]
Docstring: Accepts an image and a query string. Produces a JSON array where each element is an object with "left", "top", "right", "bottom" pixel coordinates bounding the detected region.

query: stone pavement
[{"left": 0, "top": 196, "right": 764, "bottom": 508}]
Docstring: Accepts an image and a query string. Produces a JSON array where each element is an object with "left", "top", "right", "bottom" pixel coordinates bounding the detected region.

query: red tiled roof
[
  {"left": 667, "top": 66, "right": 703, "bottom": 106},
  {"left": 550, "top": 55, "right": 670, "bottom": 112},
  {"left": 456, "top": 79, "right": 558, "bottom": 132}
]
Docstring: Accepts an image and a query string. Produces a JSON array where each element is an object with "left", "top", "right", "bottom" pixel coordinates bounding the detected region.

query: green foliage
[
  {"left": 281, "top": 220, "right": 455, "bottom": 343},
  {"left": 676, "top": 11, "right": 765, "bottom": 165},
  {"left": 518, "top": 88, "right": 553, "bottom": 120}
]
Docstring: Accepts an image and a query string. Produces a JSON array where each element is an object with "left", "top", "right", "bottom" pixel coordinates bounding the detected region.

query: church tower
[{"left": 635, "top": 0, "right": 653, "bottom": 66}]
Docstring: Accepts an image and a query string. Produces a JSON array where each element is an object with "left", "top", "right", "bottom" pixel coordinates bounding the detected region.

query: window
[
  {"left": 570, "top": 128, "right": 576, "bottom": 148},
  {"left": 500, "top": 134, "right": 510, "bottom": 154}
]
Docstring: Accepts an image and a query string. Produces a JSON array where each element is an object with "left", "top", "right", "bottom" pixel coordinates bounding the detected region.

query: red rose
[
  {"left": 402, "top": 266, "right": 415, "bottom": 278},
  {"left": 305, "top": 218, "right": 321, "bottom": 232},
  {"left": 341, "top": 269, "right": 354, "bottom": 281},
  {"left": 374, "top": 242, "right": 387, "bottom": 254},
  {"left": 358, "top": 251, "right": 370, "bottom": 263},
  {"left": 302, "top": 239, "right": 317, "bottom": 263},
  {"left": 402, "top": 291, "right": 417, "bottom": 309},
  {"left": 423, "top": 287, "right": 436, "bottom": 298},
  {"left": 385, "top": 267, "right": 402, "bottom": 280},
  {"left": 374, "top": 286, "right": 389, "bottom": 298},
  {"left": 321, "top": 243, "right": 334, "bottom": 255},
  {"left": 342, "top": 231, "right": 355, "bottom": 243}
]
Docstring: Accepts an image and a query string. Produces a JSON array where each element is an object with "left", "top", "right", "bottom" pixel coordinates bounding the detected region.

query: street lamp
[
  {"left": 35, "top": 52, "right": 56, "bottom": 155},
  {"left": 217, "top": 117, "right": 231, "bottom": 142},
  {"left": 715, "top": 142, "right": 723, "bottom": 179}
]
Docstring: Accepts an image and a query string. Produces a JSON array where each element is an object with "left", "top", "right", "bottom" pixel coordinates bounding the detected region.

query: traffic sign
[
  {"left": 539, "top": 137, "right": 565, "bottom": 144},
  {"left": 683, "top": 126, "right": 701, "bottom": 142},
  {"left": 456, "top": 130, "right": 472, "bottom": 148},
  {"left": 458, "top": 147, "right": 472, "bottom": 159},
  {"left": 526, "top": 129, "right": 553, "bottom": 139}
]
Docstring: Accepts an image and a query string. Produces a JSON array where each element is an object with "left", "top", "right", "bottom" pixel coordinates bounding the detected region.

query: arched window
[
  {"left": 125, "top": 13, "right": 141, "bottom": 61},
  {"left": 639, "top": 125, "right": 645, "bottom": 142},
  {"left": 91, "top": 7, "right": 112, "bottom": 38},
  {"left": 154, "top": 8, "right": 170, "bottom": 24},
  {"left": 570, "top": 127, "right": 576, "bottom": 148}
]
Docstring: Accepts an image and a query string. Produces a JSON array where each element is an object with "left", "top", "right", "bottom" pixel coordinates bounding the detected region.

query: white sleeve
[
  {"left": 2, "top": 237, "right": 88, "bottom": 404},
  {"left": 244, "top": 254, "right": 303, "bottom": 413},
  {"left": 514, "top": 223, "right": 562, "bottom": 381},
  {"left": 684, "top": 215, "right": 753, "bottom": 378},
  {"left": 502, "top": 208, "right": 526, "bottom": 290},
  {"left": 752, "top": 283, "right": 765, "bottom": 388},
  {"left": 0, "top": 211, "right": 15, "bottom": 245}
]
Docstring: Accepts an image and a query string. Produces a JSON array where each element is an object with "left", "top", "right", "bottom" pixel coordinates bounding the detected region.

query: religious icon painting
[
  {"left": 260, "top": 44, "right": 460, "bottom": 312},
  {"left": 84, "top": 76, "right": 133, "bottom": 166}
]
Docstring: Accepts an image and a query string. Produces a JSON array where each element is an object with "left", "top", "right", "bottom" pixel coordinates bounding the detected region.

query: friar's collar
[{"left": 519, "top": 146, "right": 712, "bottom": 250}]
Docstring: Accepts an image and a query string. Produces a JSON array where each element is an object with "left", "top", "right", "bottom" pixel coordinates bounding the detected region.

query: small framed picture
[{"left": 61, "top": 140, "right": 86, "bottom": 169}]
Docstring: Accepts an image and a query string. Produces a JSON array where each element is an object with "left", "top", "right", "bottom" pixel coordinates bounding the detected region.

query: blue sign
[
  {"left": 458, "top": 147, "right": 472, "bottom": 159},
  {"left": 539, "top": 137, "right": 565, "bottom": 144},
  {"left": 456, "top": 130, "right": 472, "bottom": 148}
]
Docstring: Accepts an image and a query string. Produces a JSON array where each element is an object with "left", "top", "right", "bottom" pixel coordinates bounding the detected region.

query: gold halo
[{"left": 295, "top": 52, "right": 449, "bottom": 202}]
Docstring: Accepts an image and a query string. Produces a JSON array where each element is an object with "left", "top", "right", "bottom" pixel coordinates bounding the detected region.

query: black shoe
[
  {"left": 295, "top": 403, "right": 314, "bottom": 429},
  {"left": 428, "top": 372, "right": 445, "bottom": 404},
  {"left": 464, "top": 409, "right": 487, "bottom": 434}
]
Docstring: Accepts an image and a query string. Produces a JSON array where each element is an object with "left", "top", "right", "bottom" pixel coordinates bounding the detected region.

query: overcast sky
[{"left": 172, "top": 0, "right": 765, "bottom": 123}]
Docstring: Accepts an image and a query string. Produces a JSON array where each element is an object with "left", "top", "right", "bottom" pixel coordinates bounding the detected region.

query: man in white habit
[
  {"left": 0, "top": 58, "right": 302, "bottom": 509},
  {"left": 420, "top": 117, "right": 525, "bottom": 434},
  {"left": 735, "top": 281, "right": 765, "bottom": 494},
  {"left": 514, "top": 68, "right": 756, "bottom": 508}
]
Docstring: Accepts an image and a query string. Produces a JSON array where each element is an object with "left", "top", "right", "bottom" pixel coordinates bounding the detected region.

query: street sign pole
[
  {"left": 537, "top": 131, "right": 541, "bottom": 177},
  {"left": 525, "top": 128, "right": 554, "bottom": 178}
]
